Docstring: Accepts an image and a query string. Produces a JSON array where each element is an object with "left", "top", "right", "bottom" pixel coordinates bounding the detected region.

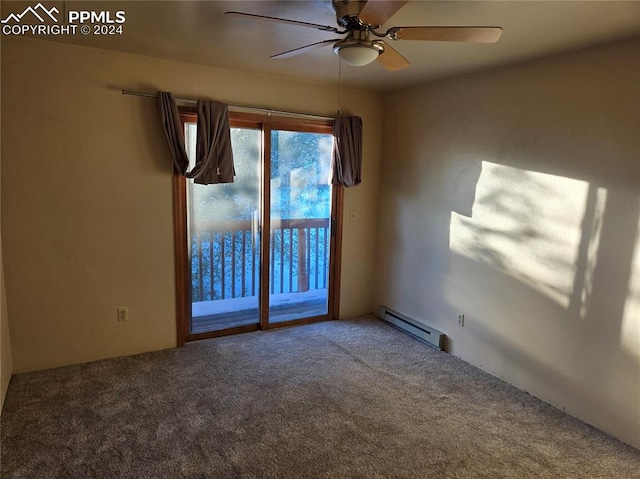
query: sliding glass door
[
  {"left": 268, "top": 129, "right": 333, "bottom": 323},
  {"left": 186, "top": 125, "right": 262, "bottom": 334},
  {"left": 177, "top": 113, "right": 339, "bottom": 341}
]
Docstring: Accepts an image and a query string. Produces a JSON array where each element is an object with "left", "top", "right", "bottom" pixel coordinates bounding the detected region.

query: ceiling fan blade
[
  {"left": 376, "top": 41, "right": 410, "bottom": 71},
  {"left": 387, "top": 26, "right": 503, "bottom": 43},
  {"left": 359, "top": 0, "right": 408, "bottom": 26},
  {"left": 271, "top": 39, "right": 340, "bottom": 59},
  {"left": 225, "top": 11, "right": 340, "bottom": 33}
]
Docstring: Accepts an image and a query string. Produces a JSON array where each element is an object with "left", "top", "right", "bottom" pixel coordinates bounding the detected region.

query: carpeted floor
[{"left": 1, "top": 316, "right": 639, "bottom": 478}]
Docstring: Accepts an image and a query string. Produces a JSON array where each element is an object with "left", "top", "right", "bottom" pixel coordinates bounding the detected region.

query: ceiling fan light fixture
[{"left": 334, "top": 41, "right": 383, "bottom": 67}]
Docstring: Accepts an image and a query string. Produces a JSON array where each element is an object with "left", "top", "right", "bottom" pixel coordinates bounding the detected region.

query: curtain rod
[{"left": 121, "top": 90, "right": 335, "bottom": 122}]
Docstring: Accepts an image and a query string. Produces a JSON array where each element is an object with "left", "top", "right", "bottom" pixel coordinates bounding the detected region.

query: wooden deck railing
[{"left": 191, "top": 218, "right": 330, "bottom": 302}]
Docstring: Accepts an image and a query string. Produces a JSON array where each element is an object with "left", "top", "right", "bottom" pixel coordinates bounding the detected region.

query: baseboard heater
[{"left": 376, "top": 306, "right": 445, "bottom": 351}]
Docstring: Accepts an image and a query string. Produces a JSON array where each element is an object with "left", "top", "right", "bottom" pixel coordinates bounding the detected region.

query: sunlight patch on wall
[
  {"left": 579, "top": 187, "right": 607, "bottom": 318},
  {"left": 621, "top": 220, "right": 640, "bottom": 360},
  {"left": 450, "top": 162, "right": 601, "bottom": 309}
]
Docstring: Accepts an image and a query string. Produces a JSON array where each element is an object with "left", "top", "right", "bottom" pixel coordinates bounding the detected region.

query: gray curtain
[
  {"left": 331, "top": 116, "right": 363, "bottom": 187},
  {"left": 156, "top": 92, "right": 190, "bottom": 176},
  {"left": 196, "top": 100, "right": 235, "bottom": 184},
  {"left": 156, "top": 92, "right": 235, "bottom": 185}
]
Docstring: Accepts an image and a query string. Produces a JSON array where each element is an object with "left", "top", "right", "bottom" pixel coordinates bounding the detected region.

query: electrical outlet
[
  {"left": 457, "top": 313, "right": 464, "bottom": 327},
  {"left": 117, "top": 307, "right": 129, "bottom": 322}
]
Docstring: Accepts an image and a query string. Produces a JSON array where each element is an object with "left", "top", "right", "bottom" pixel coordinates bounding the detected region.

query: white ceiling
[{"left": 5, "top": 1, "right": 640, "bottom": 91}]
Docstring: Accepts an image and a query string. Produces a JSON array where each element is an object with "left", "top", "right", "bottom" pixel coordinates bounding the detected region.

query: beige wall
[
  {"left": 376, "top": 37, "right": 640, "bottom": 448},
  {"left": 1, "top": 37, "right": 383, "bottom": 373}
]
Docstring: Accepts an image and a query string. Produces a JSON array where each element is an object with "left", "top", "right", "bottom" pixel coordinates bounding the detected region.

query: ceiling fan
[{"left": 226, "top": 0, "right": 502, "bottom": 71}]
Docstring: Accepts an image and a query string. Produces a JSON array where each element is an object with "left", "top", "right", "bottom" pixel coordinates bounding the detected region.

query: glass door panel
[
  {"left": 186, "top": 126, "right": 262, "bottom": 334},
  {"left": 268, "top": 129, "right": 333, "bottom": 323}
]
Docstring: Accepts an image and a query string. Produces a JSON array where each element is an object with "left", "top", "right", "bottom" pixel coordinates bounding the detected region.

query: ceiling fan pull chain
[{"left": 337, "top": 57, "right": 342, "bottom": 116}]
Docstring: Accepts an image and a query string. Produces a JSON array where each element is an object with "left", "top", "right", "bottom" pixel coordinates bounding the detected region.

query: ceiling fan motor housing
[{"left": 333, "top": 0, "right": 369, "bottom": 29}]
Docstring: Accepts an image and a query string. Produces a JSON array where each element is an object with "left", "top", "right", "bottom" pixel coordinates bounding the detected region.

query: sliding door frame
[{"left": 173, "top": 111, "right": 343, "bottom": 346}]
